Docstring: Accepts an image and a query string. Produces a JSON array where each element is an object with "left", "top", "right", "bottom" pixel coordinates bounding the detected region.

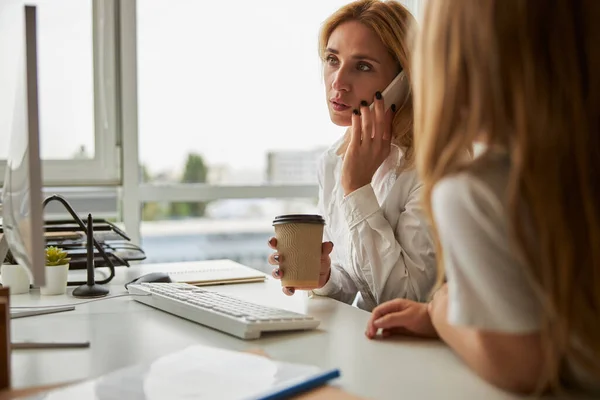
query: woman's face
[{"left": 324, "top": 20, "right": 399, "bottom": 127}]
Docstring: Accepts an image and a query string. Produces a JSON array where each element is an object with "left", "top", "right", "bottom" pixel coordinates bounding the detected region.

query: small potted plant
[
  {"left": 40, "top": 246, "right": 71, "bottom": 295},
  {"left": 0, "top": 251, "right": 31, "bottom": 294}
]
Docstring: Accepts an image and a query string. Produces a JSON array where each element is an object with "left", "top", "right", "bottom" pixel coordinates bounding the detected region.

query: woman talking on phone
[{"left": 268, "top": 0, "right": 437, "bottom": 311}]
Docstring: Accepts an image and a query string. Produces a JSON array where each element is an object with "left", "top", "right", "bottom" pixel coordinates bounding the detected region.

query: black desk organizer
[{"left": 1, "top": 194, "right": 146, "bottom": 285}]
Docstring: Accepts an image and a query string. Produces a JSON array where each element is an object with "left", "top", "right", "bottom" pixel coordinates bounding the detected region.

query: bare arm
[{"left": 429, "top": 285, "right": 545, "bottom": 394}]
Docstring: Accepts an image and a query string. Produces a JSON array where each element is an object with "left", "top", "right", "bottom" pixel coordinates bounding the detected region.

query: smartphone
[{"left": 369, "top": 71, "right": 408, "bottom": 112}]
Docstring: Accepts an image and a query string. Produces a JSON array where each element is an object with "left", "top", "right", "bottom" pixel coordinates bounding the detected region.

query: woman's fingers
[
  {"left": 382, "top": 327, "right": 416, "bottom": 337},
  {"left": 366, "top": 299, "right": 410, "bottom": 338},
  {"left": 373, "top": 91, "right": 387, "bottom": 141},
  {"left": 268, "top": 252, "right": 281, "bottom": 265},
  {"left": 271, "top": 268, "right": 283, "bottom": 280},
  {"left": 382, "top": 108, "right": 394, "bottom": 141},
  {"left": 370, "top": 299, "right": 409, "bottom": 323},
  {"left": 360, "top": 100, "right": 373, "bottom": 140},
  {"left": 268, "top": 237, "right": 277, "bottom": 250},
  {"left": 372, "top": 310, "right": 411, "bottom": 329},
  {"left": 350, "top": 109, "right": 362, "bottom": 146},
  {"left": 366, "top": 325, "right": 377, "bottom": 339},
  {"left": 321, "top": 241, "right": 334, "bottom": 255},
  {"left": 366, "top": 323, "right": 415, "bottom": 340}
]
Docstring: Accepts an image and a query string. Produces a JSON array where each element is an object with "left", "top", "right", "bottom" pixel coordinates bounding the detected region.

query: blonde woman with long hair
[
  {"left": 267, "top": 0, "right": 437, "bottom": 311},
  {"left": 366, "top": 0, "right": 600, "bottom": 395}
]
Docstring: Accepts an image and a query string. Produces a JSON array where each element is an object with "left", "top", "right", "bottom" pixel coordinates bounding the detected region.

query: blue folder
[{"left": 257, "top": 368, "right": 342, "bottom": 400}]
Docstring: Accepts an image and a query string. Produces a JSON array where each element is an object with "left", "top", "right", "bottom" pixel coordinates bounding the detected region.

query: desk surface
[{"left": 10, "top": 262, "right": 521, "bottom": 400}]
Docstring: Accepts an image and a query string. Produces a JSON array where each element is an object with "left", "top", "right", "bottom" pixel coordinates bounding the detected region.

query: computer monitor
[{"left": 1, "top": 4, "right": 46, "bottom": 286}]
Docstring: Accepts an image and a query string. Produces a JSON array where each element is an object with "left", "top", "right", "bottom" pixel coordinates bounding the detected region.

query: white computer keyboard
[{"left": 127, "top": 282, "right": 320, "bottom": 339}]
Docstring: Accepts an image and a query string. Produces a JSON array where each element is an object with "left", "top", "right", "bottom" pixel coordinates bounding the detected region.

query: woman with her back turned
[
  {"left": 267, "top": 0, "right": 437, "bottom": 311},
  {"left": 366, "top": 0, "right": 600, "bottom": 395}
]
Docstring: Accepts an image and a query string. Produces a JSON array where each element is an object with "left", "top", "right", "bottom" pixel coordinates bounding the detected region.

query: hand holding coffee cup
[
  {"left": 268, "top": 238, "right": 334, "bottom": 295},
  {"left": 268, "top": 214, "right": 333, "bottom": 296}
]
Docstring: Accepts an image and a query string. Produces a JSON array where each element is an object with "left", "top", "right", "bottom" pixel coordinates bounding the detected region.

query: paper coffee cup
[{"left": 272, "top": 214, "right": 325, "bottom": 288}]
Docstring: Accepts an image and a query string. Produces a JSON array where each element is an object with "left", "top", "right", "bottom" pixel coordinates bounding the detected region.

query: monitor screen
[{"left": 1, "top": 3, "right": 46, "bottom": 286}]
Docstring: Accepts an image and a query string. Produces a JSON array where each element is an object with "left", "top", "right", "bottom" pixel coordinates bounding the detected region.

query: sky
[{"left": 1, "top": 0, "right": 422, "bottom": 177}]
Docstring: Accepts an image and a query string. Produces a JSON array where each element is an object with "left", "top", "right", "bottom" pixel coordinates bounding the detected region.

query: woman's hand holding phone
[{"left": 341, "top": 91, "right": 395, "bottom": 196}]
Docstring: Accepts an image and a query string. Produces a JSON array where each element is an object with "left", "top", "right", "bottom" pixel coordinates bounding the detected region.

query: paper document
[{"left": 25, "top": 345, "right": 340, "bottom": 400}]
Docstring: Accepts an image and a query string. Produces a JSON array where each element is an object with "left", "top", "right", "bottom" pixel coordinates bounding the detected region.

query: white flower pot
[
  {"left": 40, "top": 264, "right": 69, "bottom": 296},
  {"left": 0, "top": 264, "right": 31, "bottom": 294}
]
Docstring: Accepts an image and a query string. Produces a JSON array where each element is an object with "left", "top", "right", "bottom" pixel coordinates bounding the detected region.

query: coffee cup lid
[{"left": 272, "top": 214, "right": 325, "bottom": 226}]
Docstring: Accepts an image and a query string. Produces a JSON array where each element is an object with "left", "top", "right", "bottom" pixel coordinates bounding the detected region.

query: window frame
[
  {"left": 0, "top": 0, "right": 121, "bottom": 187},
  {"left": 138, "top": 184, "right": 317, "bottom": 203}
]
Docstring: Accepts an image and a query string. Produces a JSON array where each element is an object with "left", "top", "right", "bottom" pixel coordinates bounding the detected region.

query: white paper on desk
[{"left": 25, "top": 345, "right": 325, "bottom": 400}]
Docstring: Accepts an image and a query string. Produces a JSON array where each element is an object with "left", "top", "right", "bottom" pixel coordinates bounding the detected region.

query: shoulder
[
  {"left": 432, "top": 157, "right": 510, "bottom": 228},
  {"left": 432, "top": 173, "right": 492, "bottom": 214},
  {"left": 392, "top": 148, "right": 424, "bottom": 194},
  {"left": 397, "top": 166, "right": 421, "bottom": 188},
  {"left": 431, "top": 173, "right": 507, "bottom": 251}
]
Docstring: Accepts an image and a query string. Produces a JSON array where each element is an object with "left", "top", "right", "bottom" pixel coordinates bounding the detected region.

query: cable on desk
[{"left": 10, "top": 293, "right": 151, "bottom": 310}]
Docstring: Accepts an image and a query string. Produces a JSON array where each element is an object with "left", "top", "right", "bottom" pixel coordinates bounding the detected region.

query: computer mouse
[{"left": 125, "top": 272, "right": 172, "bottom": 289}]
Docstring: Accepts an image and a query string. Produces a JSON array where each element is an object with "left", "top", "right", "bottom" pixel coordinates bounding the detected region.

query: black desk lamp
[{"left": 72, "top": 214, "right": 109, "bottom": 298}]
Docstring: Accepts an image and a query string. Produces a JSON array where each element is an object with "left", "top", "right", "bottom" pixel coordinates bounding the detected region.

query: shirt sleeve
[
  {"left": 334, "top": 182, "right": 436, "bottom": 310},
  {"left": 311, "top": 258, "right": 360, "bottom": 304},
  {"left": 431, "top": 174, "right": 542, "bottom": 333},
  {"left": 310, "top": 153, "right": 360, "bottom": 304}
]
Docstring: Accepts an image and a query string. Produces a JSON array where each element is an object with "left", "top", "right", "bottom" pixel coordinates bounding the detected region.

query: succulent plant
[{"left": 45, "top": 246, "right": 70, "bottom": 266}]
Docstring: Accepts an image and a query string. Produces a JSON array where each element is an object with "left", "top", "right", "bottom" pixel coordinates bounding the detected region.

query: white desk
[{"left": 9, "top": 263, "right": 520, "bottom": 400}]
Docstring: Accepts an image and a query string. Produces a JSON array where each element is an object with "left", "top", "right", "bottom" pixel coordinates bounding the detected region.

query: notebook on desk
[{"left": 162, "top": 259, "right": 267, "bottom": 286}]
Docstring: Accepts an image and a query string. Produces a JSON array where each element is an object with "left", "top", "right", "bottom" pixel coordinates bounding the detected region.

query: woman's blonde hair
[
  {"left": 319, "top": 0, "right": 417, "bottom": 165},
  {"left": 414, "top": 0, "right": 600, "bottom": 392}
]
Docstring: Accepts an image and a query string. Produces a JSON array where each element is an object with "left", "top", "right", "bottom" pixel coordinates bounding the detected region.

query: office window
[
  {"left": 130, "top": 0, "right": 425, "bottom": 260},
  {"left": 140, "top": 198, "right": 318, "bottom": 271},
  {"left": 137, "top": 0, "right": 423, "bottom": 188},
  {"left": 136, "top": 0, "right": 355, "bottom": 188},
  {"left": 0, "top": 0, "right": 119, "bottom": 186}
]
